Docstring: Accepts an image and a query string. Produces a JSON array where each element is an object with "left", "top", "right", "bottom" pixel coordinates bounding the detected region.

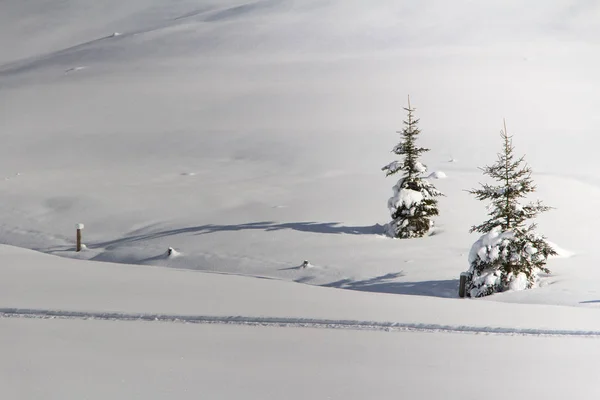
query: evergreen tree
[
  {"left": 465, "top": 120, "right": 556, "bottom": 297},
  {"left": 382, "top": 97, "right": 443, "bottom": 238}
]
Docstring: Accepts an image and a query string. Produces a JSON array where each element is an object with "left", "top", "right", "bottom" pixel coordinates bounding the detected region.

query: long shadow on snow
[
  {"left": 90, "top": 221, "right": 384, "bottom": 250},
  {"left": 322, "top": 273, "right": 459, "bottom": 299}
]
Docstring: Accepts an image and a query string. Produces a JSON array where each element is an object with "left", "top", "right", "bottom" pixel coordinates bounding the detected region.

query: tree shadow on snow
[
  {"left": 90, "top": 222, "right": 385, "bottom": 250},
  {"left": 322, "top": 273, "right": 459, "bottom": 299}
]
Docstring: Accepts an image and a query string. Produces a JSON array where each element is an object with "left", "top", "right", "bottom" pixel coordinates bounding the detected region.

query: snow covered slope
[
  {"left": 7, "top": 318, "right": 600, "bottom": 400},
  {"left": 3, "top": 244, "right": 600, "bottom": 399},
  {"left": 1, "top": 0, "right": 600, "bottom": 305},
  {"left": 3, "top": 244, "right": 600, "bottom": 332},
  {"left": 4, "top": 1, "right": 600, "bottom": 397}
]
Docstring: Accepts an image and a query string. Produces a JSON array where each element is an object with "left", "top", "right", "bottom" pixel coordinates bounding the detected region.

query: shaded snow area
[{"left": 2, "top": 0, "right": 600, "bottom": 397}]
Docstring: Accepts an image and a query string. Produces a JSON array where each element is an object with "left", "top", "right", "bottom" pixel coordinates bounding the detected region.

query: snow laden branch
[
  {"left": 465, "top": 121, "right": 556, "bottom": 297},
  {"left": 382, "top": 98, "right": 443, "bottom": 239}
]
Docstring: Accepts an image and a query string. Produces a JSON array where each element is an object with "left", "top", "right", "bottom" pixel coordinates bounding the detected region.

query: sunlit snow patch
[
  {"left": 547, "top": 241, "right": 573, "bottom": 258},
  {"left": 427, "top": 171, "right": 447, "bottom": 179}
]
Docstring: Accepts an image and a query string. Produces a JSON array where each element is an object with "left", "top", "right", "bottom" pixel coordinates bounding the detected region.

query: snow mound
[
  {"left": 388, "top": 187, "right": 424, "bottom": 211},
  {"left": 166, "top": 247, "right": 181, "bottom": 257},
  {"left": 547, "top": 242, "right": 573, "bottom": 258},
  {"left": 414, "top": 162, "right": 427, "bottom": 174},
  {"left": 468, "top": 228, "right": 514, "bottom": 266},
  {"left": 508, "top": 272, "right": 529, "bottom": 291},
  {"left": 427, "top": 171, "right": 447, "bottom": 179}
]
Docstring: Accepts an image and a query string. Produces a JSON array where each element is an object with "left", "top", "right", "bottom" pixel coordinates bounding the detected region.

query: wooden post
[
  {"left": 459, "top": 272, "right": 468, "bottom": 298},
  {"left": 76, "top": 223, "right": 84, "bottom": 252}
]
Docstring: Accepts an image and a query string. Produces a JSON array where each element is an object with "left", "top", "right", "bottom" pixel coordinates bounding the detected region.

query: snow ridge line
[{"left": 2, "top": 308, "right": 600, "bottom": 337}]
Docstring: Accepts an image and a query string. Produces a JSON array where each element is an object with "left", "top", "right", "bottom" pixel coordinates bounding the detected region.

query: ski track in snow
[{"left": 1, "top": 308, "right": 600, "bottom": 338}]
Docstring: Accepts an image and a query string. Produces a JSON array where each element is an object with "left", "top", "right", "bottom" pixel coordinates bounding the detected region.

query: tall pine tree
[
  {"left": 465, "top": 120, "right": 556, "bottom": 297},
  {"left": 382, "top": 97, "right": 442, "bottom": 238}
]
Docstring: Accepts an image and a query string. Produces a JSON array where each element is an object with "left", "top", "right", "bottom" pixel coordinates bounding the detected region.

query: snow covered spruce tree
[
  {"left": 382, "top": 97, "right": 443, "bottom": 238},
  {"left": 465, "top": 120, "right": 556, "bottom": 297}
]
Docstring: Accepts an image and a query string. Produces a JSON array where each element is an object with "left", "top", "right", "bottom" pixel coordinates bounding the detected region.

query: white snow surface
[
  {"left": 6, "top": 318, "right": 600, "bottom": 400},
  {"left": 469, "top": 228, "right": 514, "bottom": 265},
  {"left": 388, "top": 186, "right": 424, "bottom": 212},
  {"left": 3, "top": 0, "right": 600, "bottom": 397},
  {"left": 414, "top": 161, "right": 427, "bottom": 174},
  {"left": 0, "top": 0, "right": 596, "bottom": 308},
  {"left": 428, "top": 170, "right": 447, "bottom": 179},
  {"left": 3, "top": 245, "right": 600, "bottom": 399},
  {"left": 3, "top": 244, "right": 600, "bottom": 330}
]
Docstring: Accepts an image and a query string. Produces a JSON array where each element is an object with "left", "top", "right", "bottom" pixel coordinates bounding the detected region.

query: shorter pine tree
[
  {"left": 465, "top": 120, "right": 556, "bottom": 297},
  {"left": 382, "top": 97, "right": 443, "bottom": 239}
]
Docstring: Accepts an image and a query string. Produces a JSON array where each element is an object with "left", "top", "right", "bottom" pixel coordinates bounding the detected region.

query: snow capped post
[
  {"left": 382, "top": 96, "right": 443, "bottom": 238},
  {"left": 75, "top": 223, "right": 84, "bottom": 252},
  {"left": 464, "top": 120, "right": 556, "bottom": 297}
]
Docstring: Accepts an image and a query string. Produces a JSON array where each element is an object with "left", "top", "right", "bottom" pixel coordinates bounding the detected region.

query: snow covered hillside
[
  {"left": 1, "top": 0, "right": 600, "bottom": 306},
  {"left": 2, "top": 0, "right": 600, "bottom": 397},
  {"left": 3, "top": 245, "right": 600, "bottom": 399}
]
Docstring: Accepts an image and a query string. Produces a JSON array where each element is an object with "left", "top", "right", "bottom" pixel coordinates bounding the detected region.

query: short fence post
[
  {"left": 76, "top": 223, "right": 85, "bottom": 252},
  {"left": 459, "top": 272, "right": 468, "bottom": 298}
]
